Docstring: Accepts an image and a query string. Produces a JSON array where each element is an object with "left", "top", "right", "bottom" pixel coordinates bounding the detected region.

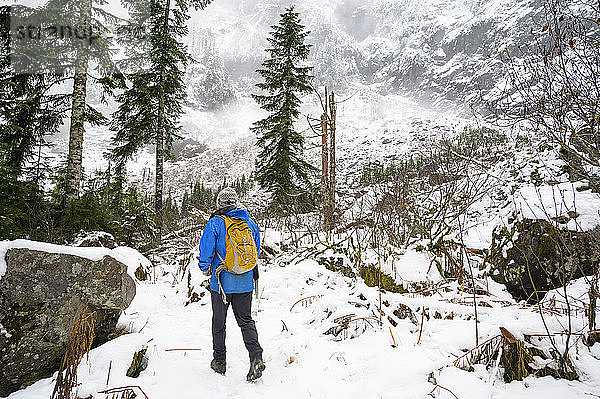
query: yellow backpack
[{"left": 214, "top": 215, "right": 258, "bottom": 274}]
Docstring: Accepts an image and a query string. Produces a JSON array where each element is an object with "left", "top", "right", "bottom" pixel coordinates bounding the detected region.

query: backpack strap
[
  {"left": 212, "top": 215, "right": 230, "bottom": 304},
  {"left": 214, "top": 261, "right": 228, "bottom": 304}
]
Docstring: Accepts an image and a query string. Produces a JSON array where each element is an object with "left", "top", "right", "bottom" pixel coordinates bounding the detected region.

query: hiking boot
[
  {"left": 210, "top": 359, "right": 226, "bottom": 375},
  {"left": 246, "top": 358, "right": 265, "bottom": 382}
]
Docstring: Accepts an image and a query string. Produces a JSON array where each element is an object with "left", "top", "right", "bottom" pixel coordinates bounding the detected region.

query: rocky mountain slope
[
  {"left": 41, "top": 0, "right": 549, "bottom": 201},
  {"left": 186, "top": 0, "right": 540, "bottom": 106}
]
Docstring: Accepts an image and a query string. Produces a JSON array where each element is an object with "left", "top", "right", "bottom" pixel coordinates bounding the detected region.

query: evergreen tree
[
  {"left": 0, "top": 6, "right": 69, "bottom": 238},
  {"left": 252, "top": 6, "right": 314, "bottom": 212},
  {"left": 181, "top": 190, "right": 189, "bottom": 214},
  {"left": 110, "top": 0, "right": 212, "bottom": 239},
  {"left": 0, "top": 72, "right": 68, "bottom": 181},
  {"left": 2, "top": 2, "right": 122, "bottom": 202},
  {"left": 0, "top": 5, "right": 69, "bottom": 180}
]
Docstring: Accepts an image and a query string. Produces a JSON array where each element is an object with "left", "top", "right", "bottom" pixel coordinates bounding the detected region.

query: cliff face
[{"left": 186, "top": 0, "right": 540, "bottom": 105}]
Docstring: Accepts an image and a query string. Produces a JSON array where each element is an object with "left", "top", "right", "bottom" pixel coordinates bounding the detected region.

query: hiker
[{"left": 197, "top": 187, "right": 265, "bottom": 382}]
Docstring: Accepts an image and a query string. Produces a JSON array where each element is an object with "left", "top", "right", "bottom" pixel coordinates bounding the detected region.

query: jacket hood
[{"left": 226, "top": 208, "right": 251, "bottom": 221}]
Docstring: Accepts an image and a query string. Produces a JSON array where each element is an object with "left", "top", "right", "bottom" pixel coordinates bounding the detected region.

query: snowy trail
[{"left": 7, "top": 255, "right": 600, "bottom": 399}]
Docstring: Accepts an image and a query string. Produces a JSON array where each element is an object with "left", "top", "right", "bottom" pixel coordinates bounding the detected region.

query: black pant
[{"left": 211, "top": 290, "right": 263, "bottom": 363}]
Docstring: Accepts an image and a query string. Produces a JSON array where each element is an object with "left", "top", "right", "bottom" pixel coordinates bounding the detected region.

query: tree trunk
[
  {"left": 590, "top": 281, "right": 597, "bottom": 332},
  {"left": 321, "top": 88, "right": 328, "bottom": 229},
  {"left": 155, "top": 0, "right": 171, "bottom": 241},
  {"left": 155, "top": 98, "right": 164, "bottom": 238},
  {"left": 320, "top": 88, "right": 337, "bottom": 231},
  {"left": 329, "top": 91, "right": 336, "bottom": 221},
  {"left": 65, "top": 0, "right": 91, "bottom": 202}
]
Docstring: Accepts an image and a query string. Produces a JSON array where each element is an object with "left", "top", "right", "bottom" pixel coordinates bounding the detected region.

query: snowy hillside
[
  {"left": 45, "top": 86, "right": 473, "bottom": 202},
  {"left": 40, "top": 0, "right": 548, "bottom": 200}
]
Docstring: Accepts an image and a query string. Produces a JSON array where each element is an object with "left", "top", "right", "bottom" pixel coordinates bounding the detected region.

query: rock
[
  {"left": 318, "top": 255, "right": 355, "bottom": 278},
  {"left": 488, "top": 219, "right": 599, "bottom": 302},
  {"left": 126, "top": 347, "right": 148, "bottom": 378},
  {"left": 586, "top": 331, "right": 600, "bottom": 347},
  {"left": 72, "top": 231, "right": 117, "bottom": 249},
  {"left": 502, "top": 329, "right": 578, "bottom": 382},
  {"left": 134, "top": 265, "right": 150, "bottom": 281},
  {"left": 171, "top": 137, "right": 208, "bottom": 160},
  {"left": 0, "top": 248, "right": 136, "bottom": 396},
  {"left": 392, "top": 304, "right": 418, "bottom": 325}
]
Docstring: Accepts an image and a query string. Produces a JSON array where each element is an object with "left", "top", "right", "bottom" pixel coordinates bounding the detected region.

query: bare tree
[{"left": 492, "top": 0, "right": 600, "bottom": 188}]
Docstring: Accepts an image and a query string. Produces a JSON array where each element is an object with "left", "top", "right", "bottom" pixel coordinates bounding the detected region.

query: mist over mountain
[{"left": 186, "top": 0, "right": 539, "bottom": 108}]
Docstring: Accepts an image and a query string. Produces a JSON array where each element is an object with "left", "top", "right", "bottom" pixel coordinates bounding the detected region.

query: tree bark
[
  {"left": 65, "top": 0, "right": 92, "bottom": 202},
  {"left": 590, "top": 282, "right": 597, "bottom": 332},
  {"left": 329, "top": 91, "right": 336, "bottom": 219},
  {"left": 321, "top": 92, "right": 328, "bottom": 229},
  {"left": 155, "top": 0, "right": 171, "bottom": 241},
  {"left": 155, "top": 97, "right": 164, "bottom": 236}
]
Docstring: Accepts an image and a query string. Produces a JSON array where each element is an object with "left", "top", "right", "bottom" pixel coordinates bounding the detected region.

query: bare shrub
[
  {"left": 491, "top": 0, "right": 600, "bottom": 188},
  {"left": 51, "top": 304, "right": 96, "bottom": 399}
]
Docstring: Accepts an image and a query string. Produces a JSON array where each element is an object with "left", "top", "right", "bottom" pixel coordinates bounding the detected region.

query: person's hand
[{"left": 202, "top": 269, "right": 211, "bottom": 277}]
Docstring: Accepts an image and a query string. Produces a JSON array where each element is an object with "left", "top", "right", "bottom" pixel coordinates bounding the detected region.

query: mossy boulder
[
  {"left": 488, "top": 219, "right": 599, "bottom": 302},
  {"left": 359, "top": 264, "right": 406, "bottom": 293},
  {"left": 0, "top": 248, "right": 136, "bottom": 396},
  {"left": 318, "top": 255, "right": 355, "bottom": 278}
]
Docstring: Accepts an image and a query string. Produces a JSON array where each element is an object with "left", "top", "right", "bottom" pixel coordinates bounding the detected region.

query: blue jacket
[{"left": 198, "top": 208, "right": 260, "bottom": 294}]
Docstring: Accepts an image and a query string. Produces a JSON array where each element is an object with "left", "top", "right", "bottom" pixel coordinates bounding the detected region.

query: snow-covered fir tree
[{"left": 252, "top": 5, "right": 315, "bottom": 212}]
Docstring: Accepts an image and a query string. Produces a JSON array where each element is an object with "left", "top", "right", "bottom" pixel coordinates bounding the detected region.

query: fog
[{"left": 186, "top": 0, "right": 382, "bottom": 94}]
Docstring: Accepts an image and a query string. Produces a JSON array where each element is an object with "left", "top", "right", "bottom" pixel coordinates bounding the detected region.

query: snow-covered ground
[{"left": 4, "top": 237, "right": 600, "bottom": 399}]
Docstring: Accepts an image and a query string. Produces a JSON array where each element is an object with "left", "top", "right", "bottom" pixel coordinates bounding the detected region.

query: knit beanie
[{"left": 216, "top": 187, "right": 238, "bottom": 209}]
